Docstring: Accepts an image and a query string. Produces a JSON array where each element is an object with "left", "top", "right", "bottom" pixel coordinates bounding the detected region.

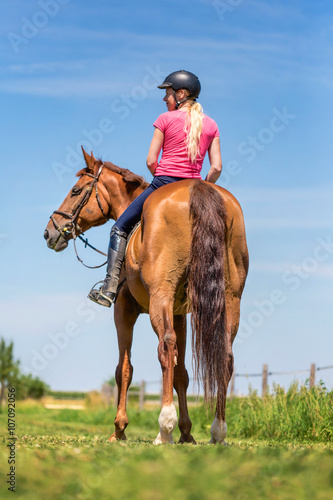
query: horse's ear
[
  {"left": 81, "top": 146, "right": 94, "bottom": 171},
  {"left": 90, "top": 151, "right": 97, "bottom": 162}
]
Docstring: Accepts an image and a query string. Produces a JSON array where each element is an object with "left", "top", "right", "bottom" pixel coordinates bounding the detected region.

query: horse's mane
[{"left": 76, "top": 160, "right": 149, "bottom": 190}]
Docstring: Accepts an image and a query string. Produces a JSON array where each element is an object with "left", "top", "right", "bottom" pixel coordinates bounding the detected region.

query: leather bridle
[{"left": 49, "top": 163, "right": 109, "bottom": 268}]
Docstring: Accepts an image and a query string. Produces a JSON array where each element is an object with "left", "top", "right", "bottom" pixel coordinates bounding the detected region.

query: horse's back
[
  {"left": 125, "top": 179, "right": 248, "bottom": 311},
  {"left": 143, "top": 179, "right": 245, "bottom": 222},
  {"left": 142, "top": 180, "right": 248, "bottom": 258}
]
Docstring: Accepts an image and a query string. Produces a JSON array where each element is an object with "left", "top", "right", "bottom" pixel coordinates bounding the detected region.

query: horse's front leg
[
  {"left": 173, "top": 314, "right": 196, "bottom": 444},
  {"left": 149, "top": 297, "right": 178, "bottom": 445},
  {"left": 109, "top": 283, "right": 140, "bottom": 442}
]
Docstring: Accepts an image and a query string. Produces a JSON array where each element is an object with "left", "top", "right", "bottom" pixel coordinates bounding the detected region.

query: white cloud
[
  {"left": 2, "top": 17, "right": 332, "bottom": 97},
  {"left": 236, "top": 185, "right": 333, "bottom": 203},
  {"left": 246, "top": 217, "right": 332, "bottom": 230},
  {"left": 235, "top": 185, "right": 332, "bottom": 229},
  {"left": 7, "top": 60, "right": 88, "bottom": 75},
  {"left": 0, "top": 77, "right": 124, "bottom": 98},
  {"left": 249, "top": 261, "right": 333, "bottom": 278},
  {"left": 1, "top": 292, "right": 110, "bottom": 337}
]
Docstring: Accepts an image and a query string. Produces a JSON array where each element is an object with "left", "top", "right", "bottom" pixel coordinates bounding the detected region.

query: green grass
[
  {"left": 227, "top": 382, "right": 333, "bottom": 442},
  {"left": 0, "top": 384, "right": 332, "bottom": 499}
]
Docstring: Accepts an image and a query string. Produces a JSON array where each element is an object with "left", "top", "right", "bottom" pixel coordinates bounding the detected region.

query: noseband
[{"left": 50, "top": 162, "right": 109, "bottom": 268}]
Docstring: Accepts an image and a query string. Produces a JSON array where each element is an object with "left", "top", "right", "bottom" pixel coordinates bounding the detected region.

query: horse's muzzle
[{"left": 44, "top": 226, "right": 69, "bottom": 252}]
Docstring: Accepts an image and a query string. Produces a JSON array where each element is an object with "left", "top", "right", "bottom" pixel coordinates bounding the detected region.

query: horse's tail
[{"left": 188, "top": 180, "right": 228, "bottom": 413}]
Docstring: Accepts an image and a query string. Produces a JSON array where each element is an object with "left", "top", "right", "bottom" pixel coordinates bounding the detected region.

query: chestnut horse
[{"left": 44, "top": 149, "right": 248, "bottom": 445}]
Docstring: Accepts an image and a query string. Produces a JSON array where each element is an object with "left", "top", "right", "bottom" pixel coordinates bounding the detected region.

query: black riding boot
[{"left": 88, "top": 226, "right": 127, "bottom": 307}]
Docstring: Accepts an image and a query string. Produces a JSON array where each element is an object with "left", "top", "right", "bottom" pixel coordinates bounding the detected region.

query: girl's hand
[{"left": 206, "top": 137, "right": 222, "bottom": 183}]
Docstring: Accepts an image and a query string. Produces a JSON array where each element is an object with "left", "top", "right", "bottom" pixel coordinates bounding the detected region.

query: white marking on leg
[
  {"left": 153, "top": 404, "right": 178, "bottom": 445},
  {"left": 209, "top": 416, "right": 227, "bottom": 444}
]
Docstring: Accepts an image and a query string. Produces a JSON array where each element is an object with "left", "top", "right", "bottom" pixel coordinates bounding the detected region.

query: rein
[{"left": 50, "top": 163, "right": 109, "bottom": 269}]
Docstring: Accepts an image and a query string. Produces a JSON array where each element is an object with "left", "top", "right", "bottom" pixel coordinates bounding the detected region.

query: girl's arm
[
  {"left": 205, "top": 137, "right": 222, "bottom": 183},
  {"left": 146, "top": 128, "right": 164, "bottom": 176}
]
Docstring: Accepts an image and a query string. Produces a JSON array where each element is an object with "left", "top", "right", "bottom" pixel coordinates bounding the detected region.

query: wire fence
[
  {"left": 228, "top": 363, "right": 333, "bottom": 399},
  {"left": 101, "top": 363, "right": 333, "bottom": 410}
]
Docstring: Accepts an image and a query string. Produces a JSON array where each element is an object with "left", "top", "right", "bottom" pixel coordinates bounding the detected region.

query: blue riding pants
[{"left": 114, "top": 176, "right": 184, "bottom": 235}]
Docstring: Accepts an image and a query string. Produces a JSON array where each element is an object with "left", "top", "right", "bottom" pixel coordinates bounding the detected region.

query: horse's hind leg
[
  {"left": 109, "top": 283, "right": 140, "bottom": 442},
  {"left": 149, "top": 298, "right": 178, "bottom": 445},
  {"left": 210, "top": 297, "right": 239, "bottom": 444},
  {"left": 173, "top": 314, "right": 196, "bottom": 444},
  {"left": 209, "top": 202, "right": 249, "bottom": 445}
]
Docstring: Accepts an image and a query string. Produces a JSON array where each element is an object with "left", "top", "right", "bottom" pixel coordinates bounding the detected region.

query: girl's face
[
  {"left": 163, "top": 88, "right": 176, "bottom": 111},
  {"left": 163, "top": 88, "right": 186, "bottom": 111}
]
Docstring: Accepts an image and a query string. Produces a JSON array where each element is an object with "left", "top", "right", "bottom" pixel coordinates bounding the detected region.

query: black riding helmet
[{"left": 157, "top": 70, "right": 201, "bottom": 109}]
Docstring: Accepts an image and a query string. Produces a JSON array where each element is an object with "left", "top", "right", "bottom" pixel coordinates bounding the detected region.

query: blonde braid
[{"left": 184, "top": 101, "right": 204, "bottom": 163}]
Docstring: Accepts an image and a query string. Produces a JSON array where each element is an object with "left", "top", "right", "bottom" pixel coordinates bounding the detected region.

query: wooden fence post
[
  {"left": 262, "top": 364, "right": 268, "bottom": 397},
  {"left": 229, "top": 368, "right": 235, "bottom": 399},
  {"left": 310, "top": 363, "right": 316, "bottom": 388},
  {"left": 139, "top": 380, "right": 145, "bottom": 411},
  {"left": 101, "top": 383, "right": 112, "bottom": 406}
]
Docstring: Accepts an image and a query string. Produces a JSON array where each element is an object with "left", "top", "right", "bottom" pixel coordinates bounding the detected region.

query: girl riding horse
[{"left": 88, "top": 70, "right": 223, "bottom": 307}]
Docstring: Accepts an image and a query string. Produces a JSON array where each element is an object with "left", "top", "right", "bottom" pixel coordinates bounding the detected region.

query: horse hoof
[
  {"left": 210, "top": 417, "right": 227, "bottom": 444},
  {"left": 153, "top": 433, "right": 163, "bottom": 446},
  {"left": 208, "top": 438, "right": 227, "bottom": 445},
  {"left": 179, "top": 434, "right": 196, "bottom": 445},
  {"left": 108, "top": 432, "right": 127, "bottom": 443},
  {"left": 153, "top": 432, "right": 174, "bottom": 445}
]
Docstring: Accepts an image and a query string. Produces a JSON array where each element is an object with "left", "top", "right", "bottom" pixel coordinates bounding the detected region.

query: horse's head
[{"left": 44, "top": 149, "right": 111, "bottom": 252}]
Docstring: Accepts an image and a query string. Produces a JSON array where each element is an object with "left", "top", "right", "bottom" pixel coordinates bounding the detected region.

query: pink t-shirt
[{"left": 153, "top": 110, "right": 219, "bottom": 179}]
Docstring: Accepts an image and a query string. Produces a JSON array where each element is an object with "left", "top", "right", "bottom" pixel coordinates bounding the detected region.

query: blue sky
[{"left": 1, "top": 0, "right": 332, "bottom": 394}]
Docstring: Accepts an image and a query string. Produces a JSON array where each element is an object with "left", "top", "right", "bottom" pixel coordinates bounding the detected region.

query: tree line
[{"left": 0, "top": 338, "right": 49, "bottom": 409}]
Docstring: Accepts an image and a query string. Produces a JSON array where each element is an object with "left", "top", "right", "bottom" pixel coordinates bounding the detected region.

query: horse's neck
[{"left": 105, "top": 175, "right": 148, "bottom": 220}]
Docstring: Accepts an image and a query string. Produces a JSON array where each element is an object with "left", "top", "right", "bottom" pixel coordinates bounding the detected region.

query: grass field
[{"left": 1, "top": 384, "right": 332, "bottom": 499}]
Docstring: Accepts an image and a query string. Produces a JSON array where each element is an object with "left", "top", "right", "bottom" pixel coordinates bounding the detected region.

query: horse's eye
[{"left": 71, "top": 186, "right": 82, "bottom": 196}]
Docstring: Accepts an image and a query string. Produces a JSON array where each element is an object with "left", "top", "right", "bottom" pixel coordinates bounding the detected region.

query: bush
[{"left": 15, "top": 374, "right": 50, "bottom": 400}]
